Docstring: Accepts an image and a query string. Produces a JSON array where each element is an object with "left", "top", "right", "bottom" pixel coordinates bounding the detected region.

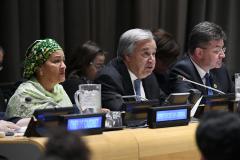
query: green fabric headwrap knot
[{"left": 23, "top": 38, "right": 62, "bottom": 79}]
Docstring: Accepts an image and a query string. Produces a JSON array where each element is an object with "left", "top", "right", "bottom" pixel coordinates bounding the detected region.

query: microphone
[
  {"left": 177, "top": 75, "right": 225, "bottom": 95},
  {"left": 25, "top": 97, "right": 32, "bottom": 103}
]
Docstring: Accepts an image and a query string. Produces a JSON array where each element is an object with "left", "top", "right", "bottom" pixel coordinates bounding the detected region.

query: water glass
[
  {"left": 105, "top": 111, "right": 122, "bottom": 128},
  {"left": 74, "top": 84, "right": 101, "bottom": 113}
]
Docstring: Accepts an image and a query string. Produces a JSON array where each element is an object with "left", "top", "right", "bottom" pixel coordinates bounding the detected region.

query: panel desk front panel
[{"left": 0, "top": 123, "right": 200, "bottom": 160}]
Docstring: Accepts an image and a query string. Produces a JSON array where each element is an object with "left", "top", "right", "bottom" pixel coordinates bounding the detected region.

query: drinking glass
[
  {"left": 105, "top": 111, "right": 122, "bottom": 128},
  {"left": 74, "top": 84, "right": 101, "bottom": 113}
]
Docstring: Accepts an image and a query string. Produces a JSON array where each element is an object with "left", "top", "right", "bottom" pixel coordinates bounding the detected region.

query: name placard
[{"left": 148, "top": 105, "right": 191, "bottom": 128}]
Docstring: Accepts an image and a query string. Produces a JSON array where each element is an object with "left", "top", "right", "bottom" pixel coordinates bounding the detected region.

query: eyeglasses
[
  {"left": 200, "top": 47, "right": 226, "bottom": 55},
  {"left": 214, "top": 47, "right": 226, "bottom": 54},
  {"left": 90, "top": 62, "right": 105, "bottom": 71}
]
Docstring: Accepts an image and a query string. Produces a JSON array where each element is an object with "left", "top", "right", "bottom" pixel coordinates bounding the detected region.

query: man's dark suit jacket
[
  {"left": 95, "top": 57, "right": 164, "bottom": 111},
  {"left": 169, "top": 55, "right": 234, "bottom": 95},
  {"left": 154, "top": 70, "right": 171, "bottom": 95}
]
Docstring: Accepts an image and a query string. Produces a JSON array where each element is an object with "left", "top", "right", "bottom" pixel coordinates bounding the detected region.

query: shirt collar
[
  {"left": 190, "top": 57, "right": 209, "bottom": 79},
  {"left": 128, "top": 69, "right": 138, "bottom": 81},
  {"left": 127, "top": 69, "right": 146, "bottom": 99}
]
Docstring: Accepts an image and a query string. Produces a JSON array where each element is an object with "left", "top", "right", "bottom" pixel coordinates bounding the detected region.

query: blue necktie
[
  {"left": 204, "top": 73, "right": 213, "bottom": 95},
  {"left": 134, "top": 79, "right": 141, "bottom": 101}
]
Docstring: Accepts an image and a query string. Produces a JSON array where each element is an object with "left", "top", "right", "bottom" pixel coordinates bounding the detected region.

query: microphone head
[
  {"left": 173, "top": 68, "right": 191, "bottom": 80},
  {"left": 177, "top": 75, "right": 186, "bottom": 81},
  {"left": 25, "top": 97, "right": 32, "bottom": 103}
]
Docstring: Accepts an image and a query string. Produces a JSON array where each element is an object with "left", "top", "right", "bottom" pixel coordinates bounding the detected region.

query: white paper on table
[{"left": 190, "top": 96, "right": 203, "bottom": 117}]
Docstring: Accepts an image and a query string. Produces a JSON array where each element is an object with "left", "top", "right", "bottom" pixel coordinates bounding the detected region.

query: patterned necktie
[
  {"left": 134, "top": 79, "right": 141, "bottom": 101},
  {"left": 204, "top": 73, "right": 213, "bottom": 95}
]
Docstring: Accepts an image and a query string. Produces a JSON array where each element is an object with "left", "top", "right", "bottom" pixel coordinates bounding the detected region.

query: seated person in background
[
  {"left": 196, "top": 111, "right": 240, "bottom": 160},
  {"left": 95, "top": 28, "right": 165, "bottom": 111},
  {"left": 169, "top": 21, "right": 234, "bottom": 95},
  {"left": 153, "top": 29, "right": 180, "bottom": 94},
  {"left": 67, "top": 41, "right": 106, "bottom": 82},
  {"left": 62, "top": 41, "right": 107, "bottom": 102},
  {"left": 0, "top": 120, "right": 20, "bottom": 132},
  {"left": 40, "top": 127, "right": 90, "bottom": 160},
  {"left": 5, "top": 38, "right": 72, "bottom": 119},
  {"left": 0, "top": 46, "right": 27, "bottom": 111}
]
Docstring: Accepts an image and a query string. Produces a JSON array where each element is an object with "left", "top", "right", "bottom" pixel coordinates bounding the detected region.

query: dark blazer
[
  {"left": 154, "top": 70, "right": 171, "bottom": 95},
  {"left": 95, "top": 58, "right": 164, "bottom": 111},
  {"left": 169, "top": 55, "right": 234, "bottom": 95}
]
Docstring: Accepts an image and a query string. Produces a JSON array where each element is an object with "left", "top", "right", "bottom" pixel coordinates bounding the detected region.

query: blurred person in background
[
  {"left": 0, "top": 46, "right": 4, "bottom": 72},
  {"left": 40, "top": 127, "right": 90, "bottom": 160},
  {"left": 0, "top": 46, "right": 6, "bottom": 111},
  {"left": 196, "top": 111, "right": 240, "bottom": 160},
  {"left": 153, "top": 29, "right": 180, "bottom": 94},
  {"left": 63, "top": 41, "right": 107, "bottom": 102},
  {"left": 0, "top": 46, "right": 22, "bottom": 112}
]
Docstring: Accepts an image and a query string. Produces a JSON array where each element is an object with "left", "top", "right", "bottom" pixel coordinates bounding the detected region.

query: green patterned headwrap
[{"left": 23, "top": 38, "right": 62, "bottom": 79}]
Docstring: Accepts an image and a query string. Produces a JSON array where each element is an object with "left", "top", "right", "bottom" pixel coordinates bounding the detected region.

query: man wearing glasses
[{"left": 169, "top": 21, "right": 234, "bottom": 95}]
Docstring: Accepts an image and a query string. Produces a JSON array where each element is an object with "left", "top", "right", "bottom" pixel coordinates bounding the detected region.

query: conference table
[{"left": 0, "top": 122, "right": 201, "bottom": 160}]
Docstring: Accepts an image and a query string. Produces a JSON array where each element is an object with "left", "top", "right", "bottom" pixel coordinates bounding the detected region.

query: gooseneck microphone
[{"left": 177, "top": 75, "right": 225, "bottom": 95}]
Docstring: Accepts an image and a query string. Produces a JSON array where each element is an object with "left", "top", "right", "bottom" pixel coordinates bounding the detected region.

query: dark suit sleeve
[
  {"left": 95, "top": 72, "right": 124, "bottom": 111},
  {"left": 143, "top": 74, "right": 166, "bottom": 100}
]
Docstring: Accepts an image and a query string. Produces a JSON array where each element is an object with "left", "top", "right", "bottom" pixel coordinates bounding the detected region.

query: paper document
[
  {"left": 15, "top": 126, "right": 27, "bottom": 133},
  {"left": 190, "top": 96, "right": 203, "bottom": 117}
]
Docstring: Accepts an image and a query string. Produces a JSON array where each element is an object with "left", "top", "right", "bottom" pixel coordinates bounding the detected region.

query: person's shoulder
[
  {"left": 14, "top": 80, "right": 35, "bottom": 92},
  {"left": 211, "top": 64, "right": 229, "bottom": 72},
  {"left": 68, "top": 70, "right": 81, "bottom": 80},
  {"left": 97, "top": 58, "right": 121, "bottom": 77},
  {"left": 173, "top": 55, "right": 191, "bottom": 68},
  {"left": 170, "top": 55, "right": 193, "bottom": 74},
  {"left": 13, "top": 79, "right": 49, "bottom": 96},
  {"left": 168, "top": 55, "right": 197, "bottom": 82},
  {"left": 95, "top": 58, "right": 126, "bottom": 86},
  {"left": 144, "top": 72, "right": 158, "bottom": 81},
  {"left": 210, "top": 64, "right": 231, "bottom": 77},
  {"left": 211, "top": 65, "right": 232, "bottom": 83}
]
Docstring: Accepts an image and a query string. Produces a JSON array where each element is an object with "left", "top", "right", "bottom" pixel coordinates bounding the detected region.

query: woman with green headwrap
[{"left": 5, "top": 38, "right": 72, "bottom": 119}]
